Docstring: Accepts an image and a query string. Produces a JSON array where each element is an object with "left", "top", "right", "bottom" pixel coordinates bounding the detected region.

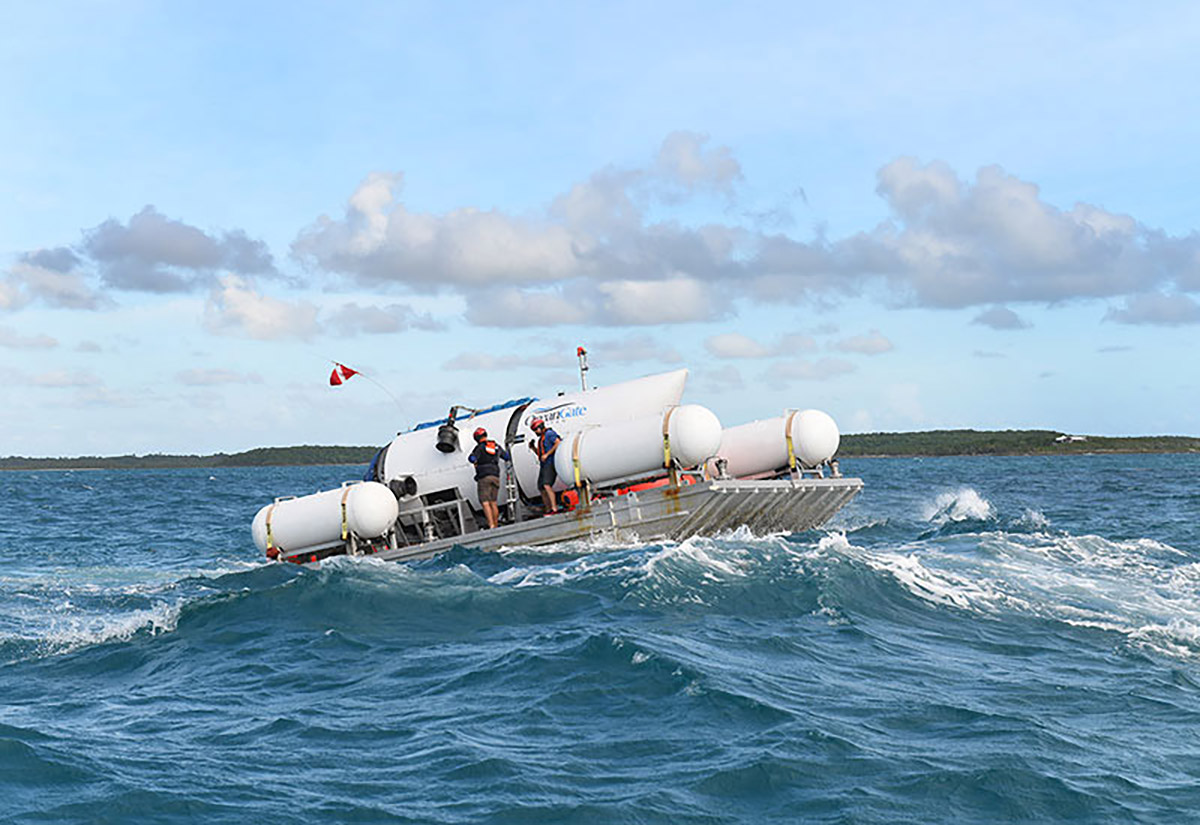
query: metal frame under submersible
[{"left": 283, "top": 468, "right": 863, "bottom": 566}]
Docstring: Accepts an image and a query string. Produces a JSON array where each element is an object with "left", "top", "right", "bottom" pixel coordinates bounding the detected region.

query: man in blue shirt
[{"left": 529, "top": 417, "right": 561, "bottom": 515}]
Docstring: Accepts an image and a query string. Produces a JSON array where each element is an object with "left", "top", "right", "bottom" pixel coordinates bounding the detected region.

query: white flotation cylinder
[
  {"left": 251, "top": 481, "right": 399, "bottom": 555},
  {"left": 554, "top": 404, "right": 722, "bottom": 487},
  {"left": 706, "top": 409, "right": 841, "bottom": 478}
]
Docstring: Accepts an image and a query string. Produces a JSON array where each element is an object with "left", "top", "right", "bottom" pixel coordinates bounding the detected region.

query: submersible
[{"left": 251, "top": 368, "right": 862, "bottom": 564}]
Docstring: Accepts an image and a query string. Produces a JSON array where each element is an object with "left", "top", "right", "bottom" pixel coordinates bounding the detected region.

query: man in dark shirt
[
  {"left": 529, "top": 417, "right": 561, "bottom": 515},
  {"left": 468, "top": 427, "right": 511, "bottom": 529}
]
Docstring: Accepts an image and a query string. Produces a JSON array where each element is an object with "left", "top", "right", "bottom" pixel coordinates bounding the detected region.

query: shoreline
[
  {"left": 0, "top": 462, "right": 367, "bottom": 472},
  {"left": 3, "top": 440, "right": 1197, "bottom": 471},
  {"left": 844, "top": 450, "right": 1200, "bottom": 459}
]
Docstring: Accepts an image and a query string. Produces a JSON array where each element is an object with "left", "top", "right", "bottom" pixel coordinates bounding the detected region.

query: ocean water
[{"left": 1, "top": 454, "right": 1198, "bottom": 824}]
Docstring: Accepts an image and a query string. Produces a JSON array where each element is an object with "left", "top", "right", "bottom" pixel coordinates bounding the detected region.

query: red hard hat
[
  {"left": 473, "top": 427, "right": 487, "bottom": 440},
  {"left": 530, "top": 418, "right": 545, "bottom": 429}
]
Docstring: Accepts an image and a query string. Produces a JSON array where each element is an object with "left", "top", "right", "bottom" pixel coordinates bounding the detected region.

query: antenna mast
[{"left": 577, "top": 346, "right": 589, "bottom": 391}]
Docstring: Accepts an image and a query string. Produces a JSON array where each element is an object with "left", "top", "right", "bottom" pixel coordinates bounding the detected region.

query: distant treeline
[
  {"left": 0, "top": 445, "right": 379, "bottom": 471},
  {"left": 2, "top": 431, "right": 1197, "bottom": 470},
  {"left": 838, "top": 430, "right": 1200, "bottom": 457}
]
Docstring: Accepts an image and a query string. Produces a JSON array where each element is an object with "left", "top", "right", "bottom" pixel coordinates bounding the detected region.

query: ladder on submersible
[{"left": 502, "top": 458, "right": 519, "bottom": 525}]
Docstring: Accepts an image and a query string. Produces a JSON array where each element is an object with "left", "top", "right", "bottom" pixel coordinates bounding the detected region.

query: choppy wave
[
  {"left": 8, "top": 514, "right": 1198, "bottom": 665},
  {"left": 0, "top": 560, "right": 268, "bottom": 662},
  {"left": 829, "top": 505, "right": 1200, "bottom": 661}
]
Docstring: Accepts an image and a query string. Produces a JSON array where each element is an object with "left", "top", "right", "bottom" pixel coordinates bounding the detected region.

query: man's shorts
[
  {"left": 537, "top": 461, "right": 557, "bottom": 490},
  {"left": 477, "top": 475, "right": 501, "bottom": 502}
]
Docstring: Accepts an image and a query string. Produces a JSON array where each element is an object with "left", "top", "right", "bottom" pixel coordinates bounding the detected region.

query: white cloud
[
  {"left": 83, "top": 206, "right": 276, "bottom": 292},
  {"left": 0, "top": 278, "right": 26, "bottom": 310},
  {"left": 653, "top": 130, "right": 742, "bottom": 198},
  {"left": 294, "top": 173, "right": 581, "bottom": 288},
  {"left": 11, "top": 139, "right": 1198, "bottom": 340},
  {"left": 776, "top": 333, "right": 819, "bottom": 354},
  {"left": 586, "top": 334, "right": 684, "bottom": 363},
  {"left": 864, "top": 158, "right": 1200, "bottom": 308},
  {"left": 442, "top": 352, "right": 567, "bottom": 371},
  {"left": 705, "top": 331, "right": 818, "bottom": 359},
  {"left": 971, "top": 307, "right": 1031, "bottom": 330},
  {"left": 1104, "top": 292, "right": 1200, "bottom": 326},
  {"left": 443, "top": 333, "right": 683, "bottom": 371},
  {"left": 325, "top": 302, "right": 445, "bottom": 335},
  {"left": 464, "top": 276, "right": 721, "bottom": 327},
  {"left": 0, "top": 325, "right": 57, "bottom": 349},
  {"left": 3, "top": 260, "right": 110, "bottom": 311},
  {"left": 596, "top": 277, "right": 720, "bottom": 325},
  {"left": 291, "top": 144, "right": 1200, "bottom": 329},
  {"left": 203, "top": 276, "right": 319, "bottom": 340},
  {"left": 768, "top": 357, "right": 857, "bottom": 382},
  {"left": 291, "top": 133, "right": 752, "bottom": 300},
  {"left": 74, "top": 386, "right": 139, "bottom": 407},
  {"left": 177, "top": 368, "right": 265, "bottom": 386},
  {"left": 464, "top": 287, "right": 592, "bottom": 327},
  {"left": 2, "top": 209, "right": 278, "bottom": 315},
  {"left": 705, "top": 332, "right": 769, "bottom": 358},
  {"left": 31, "top": 370, "right": 102, "bottom": 388},
  {"left": 832, "top": 330, "right": 893, "bottom": 354}
]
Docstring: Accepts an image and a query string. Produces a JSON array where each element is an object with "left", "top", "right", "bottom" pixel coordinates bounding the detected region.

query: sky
[{"left": 2, "top": 1, "right": 1198, "bottom": 457}]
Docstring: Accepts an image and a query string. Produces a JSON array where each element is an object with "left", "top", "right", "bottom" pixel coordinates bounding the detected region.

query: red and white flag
[{"left": 329, "top": 363, "right": 359, "bottom": 386}]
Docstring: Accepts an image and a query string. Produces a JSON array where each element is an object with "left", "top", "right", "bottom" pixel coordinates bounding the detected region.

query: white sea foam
[
  {"left": 707, "top": 524, "right": 791, "bottom": 543},
  {"left": 0, "top": 559, "right": 278, "bottom": 662},
  {"left": 834, "top": 520, "right": 1200, "bottom": 660},
  {"left": 488, "top": 550, "right": 643, "bottom": 588},
  {"left": 921, "top": 487, "right": 995, "bottom": 523},
  {"left": 1017, "top": 508, "right": 1051, "bottom": 530},
  {"left": 2, "top": 600, "right": 183, "bottom": 663},
  {"left": 45, "top": 600, "right": 181, "bottom": 648},
  {"left": 496, "top": 534, "right": 784, "bottom": 607},
  {"left": 643, "top": 536, "right": 752, "bottom": 580},
  {"left": 816, "top": 531, "right": 853, "bottom": 555},
  {"left": 865, "top": 550, "right": 995, "bottom": 610},
  {"left": 496, "top": 532, "right": 649, "bottom": 558}
]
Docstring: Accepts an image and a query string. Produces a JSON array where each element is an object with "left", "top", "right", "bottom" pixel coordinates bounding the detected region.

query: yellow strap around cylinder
[
  {"left": 661, "top": 406, "right": 677, "bottom": 468},
  {"left": 340, "top": 487, "right": 352, "bottom": 540},
  {"left": 785, "top": 410, "right": 799, "bottom": 471},
  {"left": 571, "top": 432, "right": 583, "bottom": 487},
  {"left": 265, "top": 503, "right": 277, "bottom": 550}
]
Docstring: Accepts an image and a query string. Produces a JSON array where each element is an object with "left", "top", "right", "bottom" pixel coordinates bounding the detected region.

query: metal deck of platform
[{"left": 367, "top": 475, "right": 863, "bottom": 564}]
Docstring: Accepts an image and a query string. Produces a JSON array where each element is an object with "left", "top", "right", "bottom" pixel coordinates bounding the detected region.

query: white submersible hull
[{"left": 251, "top": 368, "right": 863, "bottom": 565}]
